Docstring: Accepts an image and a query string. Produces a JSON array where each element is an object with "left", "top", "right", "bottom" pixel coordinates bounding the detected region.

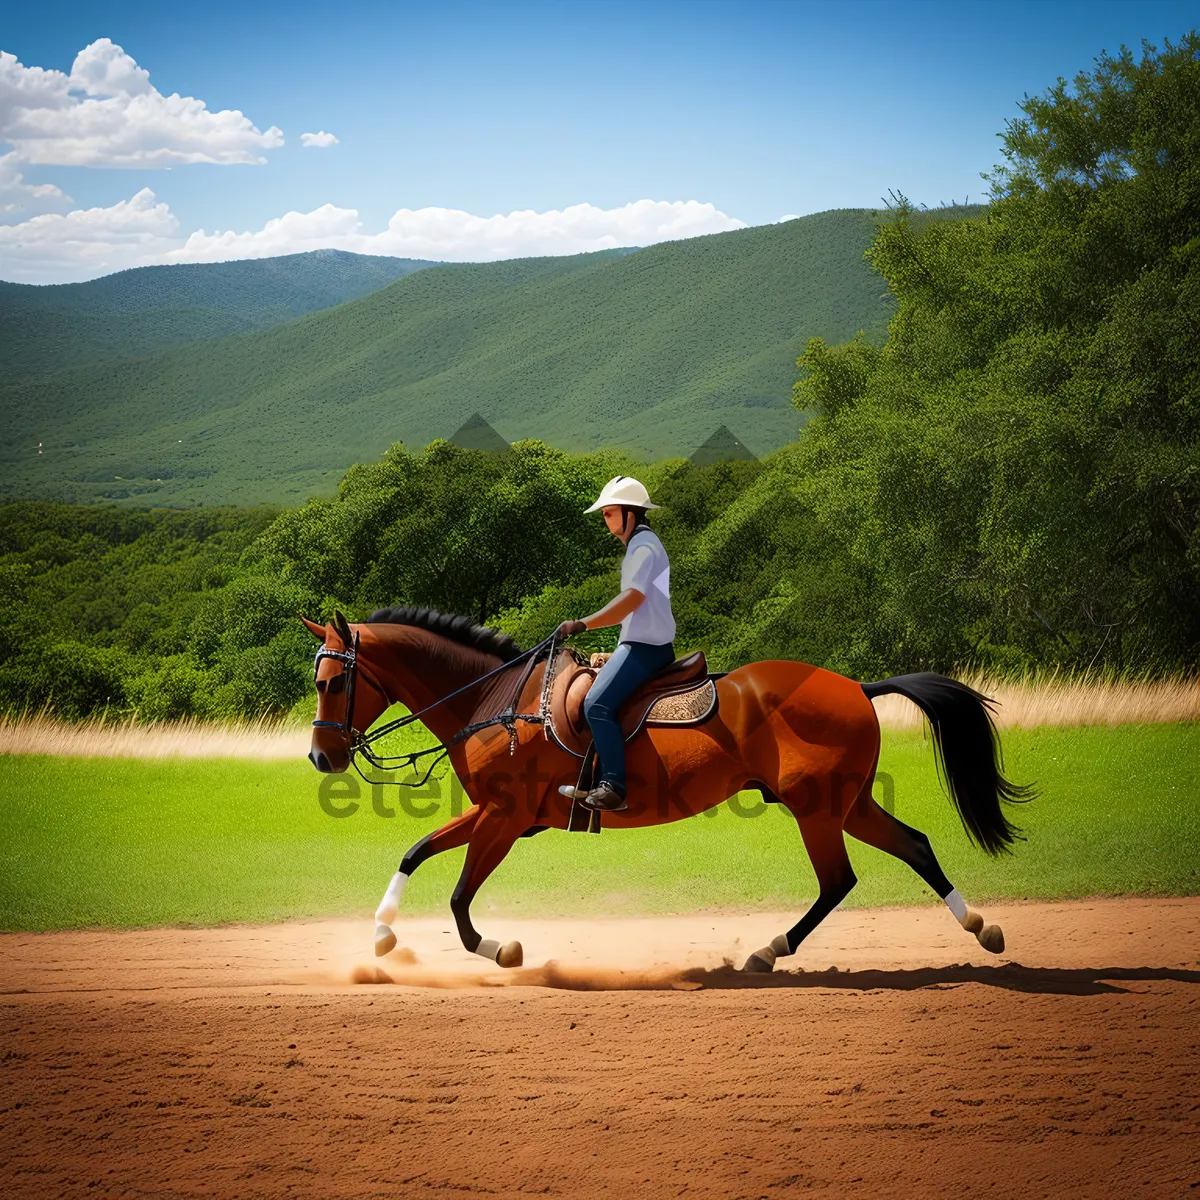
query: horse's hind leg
[
  {"left": 374, "top": 806, "right": 480, "bottom": 956},
  {"left": 744, "top": 815, "right": 857, "bottom": 972},
  {"left": 844, "top": 790, "right": 1005, "bottom": 954}
]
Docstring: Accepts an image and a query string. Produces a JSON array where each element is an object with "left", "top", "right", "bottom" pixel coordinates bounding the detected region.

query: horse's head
[{"left": 302, "top": 611, "right": 392, "bottom": 773}]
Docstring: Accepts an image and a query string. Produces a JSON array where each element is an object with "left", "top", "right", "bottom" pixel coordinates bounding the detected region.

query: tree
[{"left": 788, "top": 34, "right": 1200, "bottom": 672}]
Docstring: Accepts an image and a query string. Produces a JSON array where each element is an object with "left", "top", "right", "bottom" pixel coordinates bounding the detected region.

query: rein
[{"left": 313, "top": 628, "right": 562, "bottom": 788}]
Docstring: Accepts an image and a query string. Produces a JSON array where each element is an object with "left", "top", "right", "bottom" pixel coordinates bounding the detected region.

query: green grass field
[{"left": 1, "top": 723, "right": 1195, "bottom": 931}]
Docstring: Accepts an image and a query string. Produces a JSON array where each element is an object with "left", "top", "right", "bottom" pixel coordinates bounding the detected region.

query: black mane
[{"left": 366, "top": 606, "right": 524, "bottom": 662}]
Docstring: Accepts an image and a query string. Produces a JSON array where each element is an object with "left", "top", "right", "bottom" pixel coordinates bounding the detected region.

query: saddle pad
[{"left": 645, "top": 679, "right": 717, "bottom": 725}]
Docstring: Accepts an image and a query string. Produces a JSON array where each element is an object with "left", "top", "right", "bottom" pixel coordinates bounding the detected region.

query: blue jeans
[{"left": 582, "top": 640, "right": 676, "bottom": 793}]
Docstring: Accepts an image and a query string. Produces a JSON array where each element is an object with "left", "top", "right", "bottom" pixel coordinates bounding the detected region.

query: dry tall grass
[
  {"left": 0, "top": 711, "right": 309, "bottom": 760},
  {"left": 869, "top": 673, "right": 1200, "bottom": 731},
  {"left": 1, "top": 674, "right": 1196, "bottom": 759}
]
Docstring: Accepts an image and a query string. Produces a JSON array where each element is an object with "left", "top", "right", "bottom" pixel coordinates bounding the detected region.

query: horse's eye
[
  {"left": 327, "top": 674, "right": 346, "bottom": 695},
  {"left": 315, "top": 677, "right": 327, "bottom": 693}
]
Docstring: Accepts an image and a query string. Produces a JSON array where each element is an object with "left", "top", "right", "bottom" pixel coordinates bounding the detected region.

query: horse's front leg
[
  {"left": 450, "top": 807, "right": 526, "bottom": 968},
  {"left": 374, "top": 806, "right": 481, "bottom": 956}
]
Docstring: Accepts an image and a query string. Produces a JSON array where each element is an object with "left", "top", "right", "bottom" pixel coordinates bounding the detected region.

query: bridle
[
  {"left": 311, "top": 627, "right": 562, "bottom": 788},
  {"left": 312, "top": 632, "right": 368, "bottom": 740}
]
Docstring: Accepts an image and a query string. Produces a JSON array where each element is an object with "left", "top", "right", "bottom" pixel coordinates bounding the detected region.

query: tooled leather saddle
[{"left": 543, "top": 646, "right": 718, "bottom": 759}]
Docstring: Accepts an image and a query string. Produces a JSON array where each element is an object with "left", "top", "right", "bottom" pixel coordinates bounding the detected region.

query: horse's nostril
[{"left": 309, "top": 749, "right": 331, "bottom": 773}]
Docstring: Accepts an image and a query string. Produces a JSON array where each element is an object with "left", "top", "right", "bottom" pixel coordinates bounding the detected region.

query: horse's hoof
[
  {"left": 374, "top": 924, "right": 397, "bottom": 957},
  {"left": 742, "top": 950, "right": 775, "bottom": 973},
  {"left": 497, "top": 940, "right": 523, "bottom": 969},
  {"left": 962, "top": 911, "right": 984, "bottom": 935},
  {"left": 977, "top": 924, "right": 1005, "bottom": 954}
]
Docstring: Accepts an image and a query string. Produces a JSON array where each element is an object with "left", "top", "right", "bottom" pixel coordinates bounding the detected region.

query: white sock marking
[
  {"left": 944, "top": 888, "right": 969, "bottom": 926},
  {"left": 375, "top": 871, "right": 409, "bottom": 926}
]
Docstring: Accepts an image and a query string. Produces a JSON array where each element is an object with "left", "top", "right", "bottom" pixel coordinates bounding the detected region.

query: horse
[{"left": 303, "top": 607, "right": 1033, "bottom": 972}]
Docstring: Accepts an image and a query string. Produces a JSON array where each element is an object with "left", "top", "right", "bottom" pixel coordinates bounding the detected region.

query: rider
[{"left": 555, "top": 476, "right": 676, "bottom": 812}]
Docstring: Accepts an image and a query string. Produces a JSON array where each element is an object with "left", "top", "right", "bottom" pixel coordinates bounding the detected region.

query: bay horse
[{"left": 303, "top": 608, "right": 1032, "bottom": 972}]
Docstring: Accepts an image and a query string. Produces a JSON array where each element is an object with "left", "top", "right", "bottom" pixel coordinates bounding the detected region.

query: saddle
[{"left": 544, "top": 646, "right": 718, "bottom": 758}]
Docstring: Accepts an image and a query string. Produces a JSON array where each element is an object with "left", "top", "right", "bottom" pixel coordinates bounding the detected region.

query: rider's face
[{"left": 602, "top": 505, "right": 629, "bottom": 539}]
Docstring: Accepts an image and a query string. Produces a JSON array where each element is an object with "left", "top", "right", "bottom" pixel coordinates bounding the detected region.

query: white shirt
[{"left": 619, "top": 528, "right": 676, "bottom": 646}]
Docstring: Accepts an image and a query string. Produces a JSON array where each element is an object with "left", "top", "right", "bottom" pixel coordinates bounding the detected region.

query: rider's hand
[{"left": 555, "top": 619, "right": 588, "bottom": 638}]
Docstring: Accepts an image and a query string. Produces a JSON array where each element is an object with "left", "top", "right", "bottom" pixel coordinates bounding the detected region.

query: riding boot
[{"left": 582, "top": 778, "right": 627, "bottom": 812}]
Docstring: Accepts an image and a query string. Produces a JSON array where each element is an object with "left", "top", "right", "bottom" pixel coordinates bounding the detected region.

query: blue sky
[{"left": 1, "top": 0, "right": 1195, "bottom": 281}]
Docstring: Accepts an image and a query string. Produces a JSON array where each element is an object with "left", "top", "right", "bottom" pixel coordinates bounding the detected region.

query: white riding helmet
[{"left": 584, "top": 475, "right": 661, "bottom": 513}]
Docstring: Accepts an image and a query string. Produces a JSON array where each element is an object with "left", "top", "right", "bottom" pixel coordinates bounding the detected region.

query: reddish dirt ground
[{"left": 1, "top": 898, "right": 1197, "bottom": 1198}]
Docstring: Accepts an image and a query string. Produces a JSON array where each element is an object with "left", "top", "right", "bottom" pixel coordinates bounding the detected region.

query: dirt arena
[{"left": 1, "top": 898, "right": 1196, "bottom": 1198}]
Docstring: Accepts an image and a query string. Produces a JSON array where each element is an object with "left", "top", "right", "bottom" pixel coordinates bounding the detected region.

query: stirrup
[{"left": 560, "top": 742, "right": 598, "bottom": 803}]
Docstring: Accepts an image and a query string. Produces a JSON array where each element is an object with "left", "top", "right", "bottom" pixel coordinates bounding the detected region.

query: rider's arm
[{"left": 581, "top": 587, "right": 646, "bottom": 630}]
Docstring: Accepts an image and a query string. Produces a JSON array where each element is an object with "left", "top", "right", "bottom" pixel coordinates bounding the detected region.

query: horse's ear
[
  {"left": 333, "top": 610, "right": 354, "bottom": 645},
  {"left": 301, "top": 616, "right": 326, "bottom": 641}
]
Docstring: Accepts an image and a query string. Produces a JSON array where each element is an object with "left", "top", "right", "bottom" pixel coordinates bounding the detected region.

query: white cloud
[
  {"left": 173, "top": 198, "right": 746, "bottom": 263},
  {"left": 69, "top": 38, "right": 152, "bottom": 98},
  {"left": 170, "top": 202, "right": 362, "bottom": 262},
  {"left": 0, "top": 39, "right": 284, "bottom": 168},
  {"left": 776, "top": 213, "right": 799, "bottom": 223},
  {"left": 0, "top": 192, "right": 747, "bottom": 283},
  {"left": 0, "top": 151, "right": 71, "bottom": 214},
  {"left": 0, "top": 187, "right": 179, "bottom": 282},
  {"left": 300, "top": 130, "right": 338, "bottom": 148}
]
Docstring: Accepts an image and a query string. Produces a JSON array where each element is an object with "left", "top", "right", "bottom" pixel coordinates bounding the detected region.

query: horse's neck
[{"left": 370, "top": 628, "right": 509, "bottom": 740}]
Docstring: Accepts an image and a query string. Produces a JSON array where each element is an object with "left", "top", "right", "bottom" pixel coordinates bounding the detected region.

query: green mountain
[
  {"left": 0, "top": 249, "right": 436, "bottom": 379},
  {"left": 0, "top": 209, "right": 907, "bottom": 506}
]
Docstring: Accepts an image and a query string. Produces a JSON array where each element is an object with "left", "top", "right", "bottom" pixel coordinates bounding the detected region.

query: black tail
[{"left": 861, "top": 672, "right": 1035, "bottom": 856}]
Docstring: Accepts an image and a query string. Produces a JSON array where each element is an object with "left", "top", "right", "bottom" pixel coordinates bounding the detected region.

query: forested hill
[
  {"left": 0, "top": 207, "right": 917, "bottom": 507},
  {"left": 0, "top": 250, "right": 437, "bottom": 380}
]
